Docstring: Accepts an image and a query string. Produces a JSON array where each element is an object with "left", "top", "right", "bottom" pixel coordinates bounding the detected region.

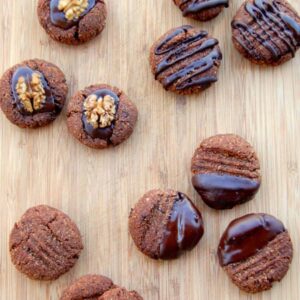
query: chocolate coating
[
  {"left": 50, "top": 0, "right": 96, "bottom": 29},
  {"left": 218, "top": 213, "right": 285, "bottom": 266},
  {"left": 11, "top": 67, "right": 56, "bottom": 115},
  {"left": 192, "top": 173, "right": 260, "bottom": 209},
  {"left": 82, "top": 89, "right": 120, "bottom": 140},
  {"left": 159, "top": 192, "right": 204, "bottom": 259}
]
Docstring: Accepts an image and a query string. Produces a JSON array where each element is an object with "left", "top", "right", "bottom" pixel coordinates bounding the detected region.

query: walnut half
[
  {"left": 58, "top": 0, "right": 89, "bottom": 21},
  {"left": 84, "top": 94, "right": 117, "bottom": 129},
  {"left": 15, "top": 73, "right": 46, "bottom": 113}
]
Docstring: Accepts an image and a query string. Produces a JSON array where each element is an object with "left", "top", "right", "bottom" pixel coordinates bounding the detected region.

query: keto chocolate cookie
[
  {"left": 218, "top": 213, "right": 293, "bottom": 293},
  {"left": 129, "top": 189, "right": 204, "bottom": 260},
  {"left": 191, "top": 134, "right": 261, "bottom": 209},
  {"left": 9, "top": 205, "right": 83, "bottom": 280},
  {"left": 0, "top": 59, "right": 67, "bottom": 128},
  {"left": 173, "top": 0, "right": 229, "bottom": 21},
  {"left": 60, "top": 274, "right": 143, "bottom": 300},
  {"left": 67, "top": 84, "right": 138, "bottom": 149},
  {"left": 150, "top": 25, "right": 222, "bottom": 95},
  {"left": 99, "top": 287, "right": 143, "bottom": 300},
  {"left": 232, "top": 0, "right": 300, "bottom": 65},
  {"left": 37, "top": 0, "right": 107, "bottom": 45}
]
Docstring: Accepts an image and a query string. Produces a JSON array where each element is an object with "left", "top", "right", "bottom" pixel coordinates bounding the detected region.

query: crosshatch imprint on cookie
[
  {"left": 58, "top": 0, "right": 89, "bottom": 21},
  {"left": 16, "top": 72, "right": 46, "bottom": 113},
  {"left": 83, "top": 94, "right": 117, "bottom": 129}
]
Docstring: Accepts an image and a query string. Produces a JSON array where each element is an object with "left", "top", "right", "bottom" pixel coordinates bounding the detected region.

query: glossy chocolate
[
  {"left": 180, "top": 0, "right": 229, "bottom": 16},
  {"left": 159, "top": 193, "right": 204, "bottom": 259},
  {"left": 218, "top": 213, "right": 285, "bottom": 266},
  {"left": 232, "top": 0, "right": 300, "bottom": 61},
  {"left": 82, "top": 89, "right": 119, "bottom": 140},
  {"left": 192, "top": 173, "right": 260, "bottom": 209},
  {"left": 50, "top": 0, "right": 96, "bottom": 29},
  {"left": 154, "top": 25, "right": 222, "bottom": 90},
  {"left": 11, "top": 67, "right": 56, "bottom": 115}
]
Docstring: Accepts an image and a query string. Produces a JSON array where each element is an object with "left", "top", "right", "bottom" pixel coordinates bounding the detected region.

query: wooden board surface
[{"left": 0, "top": 0, "right": 300, "bottom": 299}]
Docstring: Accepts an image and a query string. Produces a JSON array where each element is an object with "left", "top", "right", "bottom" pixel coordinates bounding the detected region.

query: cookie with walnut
[
  {"left": 9, "top": 205, "right": 83, "bottom": 280},
  {"left": 37, "top": 0, "right": 107, "bottom": 45},
  {"left": 0, "top": 59, "right": 67, "bottom": 128},
  {"left": 67, "top": 84, "right": 138, "bottom": 149},
  {"left": 173, "top": 0, "right": 229, "bottom": 21}
]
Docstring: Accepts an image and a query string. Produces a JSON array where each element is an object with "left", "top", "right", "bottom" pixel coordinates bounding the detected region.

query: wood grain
[{"left": 0, "top": 1, "right": 299, "bottom": 299}]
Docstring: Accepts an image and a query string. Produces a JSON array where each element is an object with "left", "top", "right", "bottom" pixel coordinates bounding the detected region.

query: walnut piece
[
  {"left": 84, "top": 94, "right": 117, "bottom": 129},
  {"left": 16, "top": 73, "right": 46, "bottom": 113},
  {"left": 58, "top": 0, "right": 89, "bottom": 21}
]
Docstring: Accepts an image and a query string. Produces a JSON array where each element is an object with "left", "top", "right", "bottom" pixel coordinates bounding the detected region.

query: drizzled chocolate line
[
  {"left": 154, "top": 26, "right": 222, "bottom": 90},
  {"left": 232, "top": 0, "right": 300, "bottom": 61},
  {"left": 180, "top": 0, "right": 229, "bottom": 16}
]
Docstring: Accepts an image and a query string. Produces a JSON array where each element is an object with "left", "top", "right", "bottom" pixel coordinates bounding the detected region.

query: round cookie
[
  {"left": 67, "top": 84, "right": 138, "bottom": 149},
  {"left": 231, "top": 0, "right": 300, "bottom": 66},
  {"left": 99, "top": 287, "right": 143, "bottom": 300},
  {"left": 37, "top": 0, "right": 107, "bottom": 45},
  {"left": 9, "top": 205, "right": 83, "bottom": 280},
  {"left": 0, "top": 59, "right": 67, "bottom": 129},
  {"left": 218, "top": 213, "right": 293, "bottom": 293},
  {"left": 173, "top": 0, "right": 229, "bottom": 21},
  {"left": 150, "top": 25, "right": 222, "bottom": 95},
  {"left": 60, "top": 274, "right": 114, "bottom": 299},
  {"left": 129, "top": 189, "right": 204, "bottom": 260},
  {"left": 191, "top": 134, "right": 261, "bottom": 209}
]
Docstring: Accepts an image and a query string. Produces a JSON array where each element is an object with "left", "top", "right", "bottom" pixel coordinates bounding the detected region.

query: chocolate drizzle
[
  {"left": 154, "top": 25, "right": 222, "bottom": 90},
  {"left": 232, "top": 0, "right": 300, "bottom": 61},
  {"left": 50, "top": 0, "right": 96, "bottom": 29},
  {"left": 192, "top": 173, "right": 260, "bottom": 209},
  {"left": 159, "top": 193, "right": 204, "bottom": 259},
  {"left": 180, "top": 0, "right": 229, "bottom": 16},
  {"left": 218, "top": 213, "right": 285, "bottom": 266},
  {"left": 82, "top": 89, "right": 119, "bottom": 140},
  {"left": 11, "top": 67, "right": 56, "bottom": 115}
]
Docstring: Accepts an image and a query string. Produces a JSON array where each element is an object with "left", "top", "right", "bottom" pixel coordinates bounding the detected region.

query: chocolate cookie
[
  {"left": 37, "top": 0, "right": 107, "bottom": 45},
  {"left": 191, "top": 134, "right": 261, "bottom": 209},
  {"left": 99, "top": 287, "right": 143, "bottom": 300},
  {"left": 232, "top": 0, "right": 300, "bottom": 65},
  {"left": 67, "top": 84, "right": 138, "bottom": 149},
  {"left": 60, "top": 275, "right": 143, "bottom": 300},
  {"left": 0, "top": 59, "right": 67, "bottom": 128},
  {"left": 129, "top": 189, "right": 204, "bottom": 260},
  {"left": 150, "top": 25, "right": 222, "bottom": 95},
  {"left": 173, "top": 0, "right": 229, "bottom": 21},
  {"left": 218, "top": 213, "right": 293, "bottom": 293},
  {"left": 9, "top": 205, "right": 83, "bottom": 280}
]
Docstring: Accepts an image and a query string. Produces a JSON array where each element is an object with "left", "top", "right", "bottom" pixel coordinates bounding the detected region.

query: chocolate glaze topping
[
  {"left": 159, "top": 193, "right": 204, "bottom": 259},
  {"left": 218, "top": 213, "right": 285, "bottom": 266},
  {"left": 192, "top": 173, "right": 260, "bottom": 209},
  {"left": 232, "top": 0, "right": 300, "bottom": 61},
  {"left": 82, "top": 89, "right": 119, "bottom": 140},
  {"left": 180, "top": 0, "right": 229, "bottom": 16},
  {"left": 50, "top": 0, "right": 96, "bottom": 29},
  {"left": 154, "top": 25, "right": 222, "bottom": 90},
  {"left": 11, "top": 67, "right": 57, "bottom": 115}
]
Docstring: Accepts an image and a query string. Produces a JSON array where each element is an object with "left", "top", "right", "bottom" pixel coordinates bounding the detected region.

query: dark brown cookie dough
[
  {"left": 9, "top": 205, "right": 83, "bottom": 280},
  {"left": 99, "top": 287, "right": 143, "bottom": 300},
  {"left": 37, "top": 0, "right": 107, "bottom": 45},
  {"left": 218, "top": 213, "right": 293, "bottom": 293},
  {"left": 60, "top": 275, "right": 143, "bottom": 300},
  {"left": 191, "top": 134, "right": 261, "bottom": 209},
  {"left": 67, "top": 84, "right": 138, "bottom": 149},
  {"left": 173, "top": 0, "right": 229, "bottom": 21},
  {"left": 232, "top": 0, "right": 300, "bottom": 66},
  {"left": 129, "top": 189, "right": 204, "bottom": 260},
  {"left": 0, "top": 59, "right": 67, "bottom": 129},
  {"left": 150, "top": 25, "right": 222, "bottom": 95}
]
